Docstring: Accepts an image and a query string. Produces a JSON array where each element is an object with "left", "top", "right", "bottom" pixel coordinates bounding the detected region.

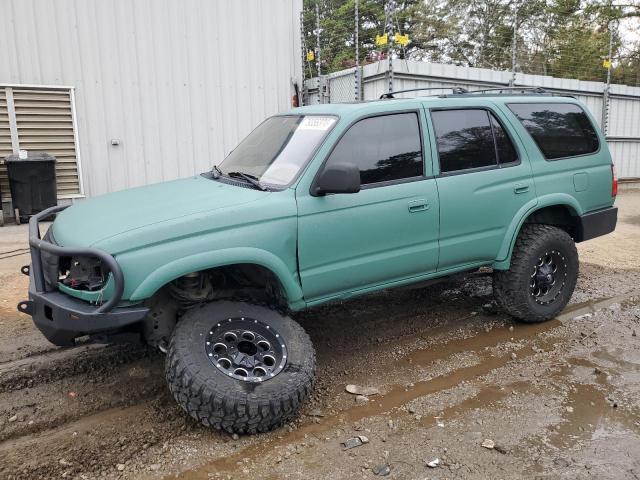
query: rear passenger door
[
  {"left": 506, "top": 102, "right": 612, "bottom": 213},
  {"left": 428, "top": 106, "right": 536, "bottom": 270}
]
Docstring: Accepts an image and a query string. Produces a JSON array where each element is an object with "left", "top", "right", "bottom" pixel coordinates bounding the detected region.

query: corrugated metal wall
[
  {"left": 0, "top": 0, "right": 303, "bottom": 198},
  {"left": 0, "top": 89, "right": 12, "bottom": 201},
  {"left": 311, "top": 60, "right": 640, "bottom": 179}
]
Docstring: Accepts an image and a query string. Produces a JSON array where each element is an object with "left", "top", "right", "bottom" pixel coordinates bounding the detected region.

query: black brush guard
[{"left": 17, "top": 205, "right": 148, "bottom": 345}]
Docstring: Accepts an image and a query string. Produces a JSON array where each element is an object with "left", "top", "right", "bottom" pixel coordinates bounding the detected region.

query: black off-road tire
[
  {"left": 493, "top": 224, "right": 579, "bottom": 323},
  {"left": 165, "top": 300, "right": 316, "bottom": 434}
]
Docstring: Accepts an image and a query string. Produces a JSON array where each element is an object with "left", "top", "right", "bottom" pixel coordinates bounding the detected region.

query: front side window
[
  {"left": 324, "top": 112, "right": 423, "bottom": 186},
  {"left": 217, "top": 115, "right": 337, "bottom": 187},
  {"left": 507, "top": 103, "right": 599, "bottom": 159},
  {"left": 432, "top": 109, "right": 512, "bottom": 173}
]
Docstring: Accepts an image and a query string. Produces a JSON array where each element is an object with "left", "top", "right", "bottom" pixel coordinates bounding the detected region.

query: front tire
[
  {"left": 165, "top": 300, "right": 316, "bottom": 434},
  {"left": 493, "top": 224, "right": 578, "bottom": 323}
]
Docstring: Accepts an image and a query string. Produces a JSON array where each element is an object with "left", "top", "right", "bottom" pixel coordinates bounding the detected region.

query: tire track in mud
[
  {"left": 0, "top": 398, "right": 189, "bottom": 480},
  {"left": 0, "top": 343, "right": 167, "bottom": 446},
  {"left": 0, "top": 344, "right": 155, "bottom": 393},
  {"left": 0, "top": 344, "right": 104, "bottom": 376}
]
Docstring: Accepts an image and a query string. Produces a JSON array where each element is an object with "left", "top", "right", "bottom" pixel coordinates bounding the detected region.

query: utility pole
[
  {"left": 300, "top": 10, "right": 306, "bottom": 105},
  {"left": 510, "top": 0, "right": 518, "bottom": 87},
  {"left": 602, "top": 19, "right": 615, "bottom": 134},
  {"left": 355, "top": 0, "right": 360, "bottom": 101},
  {"left": 315, "top": 2, "right": 321, "bottom": 77},
  {"left": 386, "top": 1, "right": 395, "bottom": 93}
]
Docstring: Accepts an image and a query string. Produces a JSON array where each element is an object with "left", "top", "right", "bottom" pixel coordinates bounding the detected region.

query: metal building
[
  {"left": 0, "top": 0, "right": 303, "bottom": 208},
  {"left": 307, "top": 60, "right": 640, "bottom": 180}
]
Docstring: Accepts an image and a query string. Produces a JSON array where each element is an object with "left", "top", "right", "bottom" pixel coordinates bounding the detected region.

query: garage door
[{"left": 0, "top": 86, "right": 82, "bottom": 203}]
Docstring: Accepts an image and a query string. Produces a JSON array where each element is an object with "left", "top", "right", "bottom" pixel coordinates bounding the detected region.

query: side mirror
[{"left": 312, "top": 163, "right": 361, "bottom": 196}]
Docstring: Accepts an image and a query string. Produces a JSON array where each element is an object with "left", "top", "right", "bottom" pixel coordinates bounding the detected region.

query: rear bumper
[
  {"left": 17, "top": 205, "right": 148, "bottom": 346},
  {"left": 579, "top": 206, "right": 618, "bottom": 241}
]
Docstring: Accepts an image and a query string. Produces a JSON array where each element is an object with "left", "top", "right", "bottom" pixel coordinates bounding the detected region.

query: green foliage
[{"left": 302, "top": 0, "right": 640, "bottom": 86}]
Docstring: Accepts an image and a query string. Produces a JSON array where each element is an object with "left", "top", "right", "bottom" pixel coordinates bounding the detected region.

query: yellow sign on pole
[
  {"left": 603, "top": 59, "right": 612, "bottom": 69},
  {"left": 375, "top": 33, "right": 388, "bottom": 46},
  {"left": 307, "top": 50, "right": 315, "bottom": 62},
  {"left": 395, "top": 33, "right": 409, "bottom": 46}
]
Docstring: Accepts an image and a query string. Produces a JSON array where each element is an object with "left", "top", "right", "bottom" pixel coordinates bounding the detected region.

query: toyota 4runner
[{"left": 19, "top": 87, "right": 618, "bottom": 434}]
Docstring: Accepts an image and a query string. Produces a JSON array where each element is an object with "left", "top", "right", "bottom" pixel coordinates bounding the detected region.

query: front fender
[
  {"left": 128, "top": 247, "right": 305, "bottom": 309},
  {"left": 493, "top": 193, "right": 583, "bottom": 270}
]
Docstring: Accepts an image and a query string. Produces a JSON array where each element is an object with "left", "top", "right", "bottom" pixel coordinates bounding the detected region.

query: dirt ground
[{"left": 0, "top": 189, "right": 639, "bottom": 480}]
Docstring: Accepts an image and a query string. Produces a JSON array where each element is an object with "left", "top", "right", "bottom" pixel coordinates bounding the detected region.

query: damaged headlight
[{"left": 59, "top": 256, "right": 109, "bottom": 291}]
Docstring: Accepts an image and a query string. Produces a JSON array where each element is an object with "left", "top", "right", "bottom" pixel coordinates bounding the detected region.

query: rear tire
[
  {"left": 165, "top": 300, "right": 316, "bottom": 434},
  {"left": 493, "top": 224, "right": 578, "bottom": 323}
]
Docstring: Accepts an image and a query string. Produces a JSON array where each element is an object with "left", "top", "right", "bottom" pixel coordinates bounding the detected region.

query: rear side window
[
  {"left": 431, "top": 109, "right": 519, "bottom": 173},
  {"left": 507, "top": 103, "right": 599, "bottom": 159},
  {"left": 325, "top": 112, "right": 423, "bottom": 186}
]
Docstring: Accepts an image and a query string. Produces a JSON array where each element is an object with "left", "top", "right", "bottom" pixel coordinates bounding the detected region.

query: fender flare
[
  {"left": 493, "top": 193, "right": 583, "bottom": 270},
  {"left": 128, "top": 247, "right": 305, "bottom": 308}
]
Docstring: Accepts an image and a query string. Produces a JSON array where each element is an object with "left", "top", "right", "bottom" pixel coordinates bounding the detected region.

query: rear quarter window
[{"left": 507, "top": 103, "right": 599, "bottom": 160}]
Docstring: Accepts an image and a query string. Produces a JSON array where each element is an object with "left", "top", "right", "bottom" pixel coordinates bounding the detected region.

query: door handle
[
  {"left": 408, "top": 199, "right": 429, "bottom": 213},
  {"left": 514, "top": 183, "right": 530, "bottom": 194}
]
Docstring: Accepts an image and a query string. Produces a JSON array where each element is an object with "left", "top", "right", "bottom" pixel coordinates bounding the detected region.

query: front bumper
[
  {"left": 17, "top": 205, "right": 149, "bottom": 346},
  {"left": 20, "top": 269, "right": 148, "bottom": 345}
]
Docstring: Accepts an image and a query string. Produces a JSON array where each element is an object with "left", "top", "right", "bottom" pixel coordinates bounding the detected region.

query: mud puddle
[{"left": 548, "top": 382, "right": 640, "bottom": 449}]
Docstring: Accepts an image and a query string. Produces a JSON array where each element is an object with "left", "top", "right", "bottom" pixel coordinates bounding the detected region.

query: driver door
[{"left": 296, "top": 108, "right": 440, "bottom": 302}]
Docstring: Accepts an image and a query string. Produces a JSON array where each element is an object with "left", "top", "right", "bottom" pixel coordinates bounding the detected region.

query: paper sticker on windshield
[{"left": 299, "top": 116, "right": 336, "bottom": 131}]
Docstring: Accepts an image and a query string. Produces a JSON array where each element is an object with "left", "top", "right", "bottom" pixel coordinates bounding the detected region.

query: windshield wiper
[
  {"left": 226, "top": 171, "right": 268, "bottom": 191},
  {"left": 210, "top": 164, "right": 223, "bottom": 179}
]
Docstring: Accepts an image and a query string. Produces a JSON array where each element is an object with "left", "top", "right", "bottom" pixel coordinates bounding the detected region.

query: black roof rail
[
  {"left": 380, "top": 85, "right": 576, "bottom": 100},
  {"left": 464, "top": 86, "right": 549, "bottom": 95},
  {"left": 380, "top": 87, "right": 468, "bottom": 99},
  {"left": 449, "top": 86, "right": 577, "bottom": 99}
]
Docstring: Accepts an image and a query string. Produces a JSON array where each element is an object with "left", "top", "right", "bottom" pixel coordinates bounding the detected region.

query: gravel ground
[{"left": 0, "top": 190, "right": 639, "bottom": 479}]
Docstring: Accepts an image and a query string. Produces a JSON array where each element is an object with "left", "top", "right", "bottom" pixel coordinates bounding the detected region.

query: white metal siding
[
  {"left": 608, "top": 140, "right": 640, "bottom": 178},
  {"left": 0, "top": 89, "right": 12, "bottom": 201},
  {"left": 608, "top": 97, "right": 640, "bottom": 138},
  {"left": 0, "top": 0, "right": 303, "bottom": 197}
]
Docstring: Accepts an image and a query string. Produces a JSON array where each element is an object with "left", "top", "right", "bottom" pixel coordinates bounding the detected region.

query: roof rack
[
  {"left": 449, "top": 86, "right": 550, "bottom": 96},
  {"left": 380, "top": 85, "right": 573, "bottom": 100},
  {"left": 451, "top": 86, "right": 577, "bottom": 99},
  {"left": 380, "top": 87, "right": 468, "bottom": 99}
]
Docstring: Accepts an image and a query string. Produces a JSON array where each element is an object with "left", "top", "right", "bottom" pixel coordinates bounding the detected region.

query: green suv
[{"left": 19, "top": 87, "right": 618, "bottom": 434}]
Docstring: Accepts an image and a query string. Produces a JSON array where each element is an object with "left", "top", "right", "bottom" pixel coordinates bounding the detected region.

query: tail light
[
  {"left": 611, "top": 164, "right": 618, "bottom": 197},
  {"left": 291, "top": 94, "right": 299, "bottom": 108}
]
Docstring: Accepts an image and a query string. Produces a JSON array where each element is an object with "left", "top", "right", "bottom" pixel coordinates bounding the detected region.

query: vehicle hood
[{"left": 52, "top": 176, "right": 266, "bottom": 248}]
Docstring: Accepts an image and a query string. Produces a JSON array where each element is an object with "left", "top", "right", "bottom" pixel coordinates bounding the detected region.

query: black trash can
[{"left": 6, "top": 152, "right": 57, "bottom": 224}]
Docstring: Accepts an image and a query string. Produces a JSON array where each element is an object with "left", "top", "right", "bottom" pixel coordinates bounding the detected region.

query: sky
[{"left": 619, "top": 16, "right": 639, "bottom": 47}]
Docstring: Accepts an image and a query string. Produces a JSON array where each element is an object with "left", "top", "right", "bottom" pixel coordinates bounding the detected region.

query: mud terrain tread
[
  {"left": 493, "top": 224, "right": 578, "bottom": 323},
  {"left": 165, "top": 301, "right": 316, "bottom": 434}
]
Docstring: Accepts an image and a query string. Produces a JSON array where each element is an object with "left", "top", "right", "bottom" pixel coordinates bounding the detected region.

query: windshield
[{"left": 216, "top": 115, "right": 337, "bottom": 187}]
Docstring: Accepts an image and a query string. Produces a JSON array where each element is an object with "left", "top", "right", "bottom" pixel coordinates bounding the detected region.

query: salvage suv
[{"left": 19, "top": 87, "right": 618, "bottom": 434}]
